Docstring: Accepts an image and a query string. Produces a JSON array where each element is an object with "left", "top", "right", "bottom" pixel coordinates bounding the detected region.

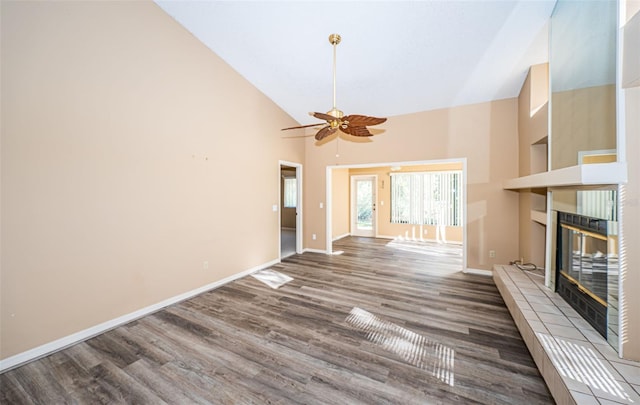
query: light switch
[
  {"left": 272, "top": 205, "right": 278, "bottom": 212},
  {"left": 319, "top": 202, "right": 324, "bottom": 208},
  {"left": 380, "top": 200, "right": 384, "bottom": 206}
]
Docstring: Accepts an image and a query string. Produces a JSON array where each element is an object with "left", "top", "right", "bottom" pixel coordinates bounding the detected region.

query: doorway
[
  {"left": 351, "top": 175, "right": 377, "bottom": 237},
  {"left": 326, "top": 159, "right": 468, "bottom": 272},
  {"left": 280, "top": 161, "right": 302, "bottom": 259}
]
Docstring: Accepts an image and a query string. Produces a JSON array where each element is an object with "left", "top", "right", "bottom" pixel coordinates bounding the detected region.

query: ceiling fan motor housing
[{"left": 327, "top": 107, "right": 344, "bottom": 128}]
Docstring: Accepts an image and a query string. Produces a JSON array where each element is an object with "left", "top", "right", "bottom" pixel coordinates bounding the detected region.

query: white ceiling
[{"left": 155, "top": 0, "right": 557, "bottom": 125}]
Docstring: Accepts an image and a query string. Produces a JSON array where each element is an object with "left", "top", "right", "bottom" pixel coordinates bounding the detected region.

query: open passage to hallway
[{"left": 0, "top": 237, "right": 553, "bottom": 404}]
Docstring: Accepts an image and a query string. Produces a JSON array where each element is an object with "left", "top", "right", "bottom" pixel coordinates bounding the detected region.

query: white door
[{"left": 351, "top": 176, "right": 376, "bottom": 237}]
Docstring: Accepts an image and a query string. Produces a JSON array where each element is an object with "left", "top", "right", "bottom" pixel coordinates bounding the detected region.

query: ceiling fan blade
[
  {"left": 281, "top": 123, "right": 324, "bottom": 131},
  {"left": 315, "top": 126, "right": 337, "bottom": 141},
  {"left": 310, "top": 112, "right": 338, "bottom": 122},
  {"left": 341, "top": 125, "right": 372, "bottom": 137},
  {"left": 342, "top": 115, "right": 387, "bottom": 127}
]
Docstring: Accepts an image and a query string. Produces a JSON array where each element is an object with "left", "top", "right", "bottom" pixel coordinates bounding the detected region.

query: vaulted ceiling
[{"left": 155, "top": 1, "right": 557, "bottom": 125}]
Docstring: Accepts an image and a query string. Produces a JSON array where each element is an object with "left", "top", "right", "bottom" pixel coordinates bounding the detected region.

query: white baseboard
[
  {"left": 303, "top": 248, "right": 327, "bottom": 254},
  {"left": 465, "top": 267, "right": 493, "bottom": 276},
  {"left": 376, "top": 234, "right": 462, "bottom": 245},
  {"left": 332, "top": 233, "right": 350, "bottom": 241},
  {"left": 0, "top": 258, "right": 279, "bottom": 373}
]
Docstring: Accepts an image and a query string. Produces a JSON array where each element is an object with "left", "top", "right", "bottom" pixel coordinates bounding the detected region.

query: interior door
[
  {"left": 280, "top": 162, "right": 302, "bottom": 258},
  {"left": 351, "top": 176, "right": 376, "bottom": 237}
]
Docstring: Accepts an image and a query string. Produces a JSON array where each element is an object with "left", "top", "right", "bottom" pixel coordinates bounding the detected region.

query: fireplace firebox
[{"left": 556, "top": 212, "right": 611, "bottom": 338}]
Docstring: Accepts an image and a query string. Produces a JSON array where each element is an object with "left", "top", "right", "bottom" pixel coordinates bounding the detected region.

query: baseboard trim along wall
[
  {"left": 0, "top": 258, "right": 280, "bottom": 373},
  {"left": 303, "top": 248, "right": 327, "bottom": 254},
  {"left": 465, "top": 267, "right": 493, "bottom": 276},
  {"left": 376, "top": 235, "right": 463, "bottom": 245}
]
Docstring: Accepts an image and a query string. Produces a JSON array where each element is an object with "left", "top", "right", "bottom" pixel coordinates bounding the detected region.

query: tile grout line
[{"left": 498, "top": 264, "right": 640, "bottom": 404}]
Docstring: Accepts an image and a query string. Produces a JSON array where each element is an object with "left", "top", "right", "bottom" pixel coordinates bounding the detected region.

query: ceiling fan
[{"left": 281, "top": 34, "right": 387, "bottom": 141}]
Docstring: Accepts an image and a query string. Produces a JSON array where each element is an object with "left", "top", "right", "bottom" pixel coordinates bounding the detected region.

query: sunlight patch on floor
[{"left": 346, "top": 307, "right": 455, "bottom": 386}]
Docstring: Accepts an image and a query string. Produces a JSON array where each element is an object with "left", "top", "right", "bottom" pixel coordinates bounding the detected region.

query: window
[
  {"left": 578, "top": 190, "right": 617, "bottom": 221},
  {"left": 390, "top": 171, "right": 462, "bottom": 226},
  {"left": 284, "top": 177, "right": 297, "bottom": 208}
]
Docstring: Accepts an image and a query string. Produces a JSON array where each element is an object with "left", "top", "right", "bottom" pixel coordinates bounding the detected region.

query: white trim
[
  {"left": 502, "top": 162, "right": 628, "bottom": 189},
  {"left": 332, "top": 233, "right": 350, "bottom": 241},
  {"left": 326, "top": 166, "right": 333, "bottom": 255},
  {"left": 0, "top": 258, "right": 279, "bottom": 373},
  {"left": 545, "top": 191, "right": 554, "bottom": 289},
  {"left": 304, "top": 248, "right": 327, "bottom": 254},
  {"left": 376, "top": 234, "right": 463, "bottom": 245},
  {"left": 578, "top": 149, "right": 617, "bottom": 163},
  {"left": 616, "top": 1, "right": 626, "bottom": 359},
  {"left": 465, "top": 268, "right": 493, "bottom": 276},
  {"left": 461, "top": 158, "right": 468, "bottom": 272}
]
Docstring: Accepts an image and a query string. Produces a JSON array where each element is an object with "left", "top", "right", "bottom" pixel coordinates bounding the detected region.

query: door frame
[
  {"left": 279, "top": 160, "right": 303, "bottom": 258},
  {"left": 350, "top": 175, "right": 378, "bottom": 237},
  {"left": 325, "top": 158, "right": 468, "bottom": 272}
]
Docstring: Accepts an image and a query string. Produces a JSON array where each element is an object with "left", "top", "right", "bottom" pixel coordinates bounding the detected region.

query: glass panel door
[{"left": 351, "top": 176, "right": 376, "bottom": 237}]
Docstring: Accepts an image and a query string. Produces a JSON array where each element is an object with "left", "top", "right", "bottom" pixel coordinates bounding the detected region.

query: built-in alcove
[
  {"left": 507, "top": 0, "right": 625, "bottom": 358},
  {"left": 530, "top": 141, "right": 548, "bottom": 175}
]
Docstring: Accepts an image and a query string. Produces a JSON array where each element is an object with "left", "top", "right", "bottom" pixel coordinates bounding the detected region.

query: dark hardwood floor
[{"left": 0, "top": 237, "right": 553, "bottom": 404}]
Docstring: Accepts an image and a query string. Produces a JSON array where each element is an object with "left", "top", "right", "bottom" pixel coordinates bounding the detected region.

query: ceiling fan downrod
[{"left": 328, "top": 34, "right": 343, "bottom": 121}]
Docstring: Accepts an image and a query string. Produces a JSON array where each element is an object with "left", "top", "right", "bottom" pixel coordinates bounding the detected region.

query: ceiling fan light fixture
[{"left": 281, "top": 33, "right": 387, "bottom": 142}]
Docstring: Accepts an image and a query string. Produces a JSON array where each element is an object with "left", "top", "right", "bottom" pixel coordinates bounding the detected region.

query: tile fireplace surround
[{"left": 494, "top": 265, "right": 640, "bottom": 405}]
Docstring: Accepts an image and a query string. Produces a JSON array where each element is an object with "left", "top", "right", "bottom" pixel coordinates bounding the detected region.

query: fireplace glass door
[
  {"left": 560, "top": 225, "right": 608, "bottom": 304},
  {"left": 557, "top": 213, "right": 609, "bottom": 338}
]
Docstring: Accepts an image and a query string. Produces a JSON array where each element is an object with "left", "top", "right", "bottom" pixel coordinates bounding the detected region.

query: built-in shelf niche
[
  {"left": 530, "top": 209, "right": 547, "bottom": 225},
  {"left": 515, "top": 63, "right": 549, "bottom": 270},
  {"left": 530, "top": 140, "right": 548, "bottom": 175}
]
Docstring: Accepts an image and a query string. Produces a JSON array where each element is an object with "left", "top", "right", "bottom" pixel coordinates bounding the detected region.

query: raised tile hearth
[{"left": 494, "top": 265, "right": 640, "bottom": 405}]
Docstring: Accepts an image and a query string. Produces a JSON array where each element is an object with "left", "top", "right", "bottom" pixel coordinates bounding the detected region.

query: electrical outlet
[
  {"left": 312, "top": 234, "right": 316, "bottom": 240},
  {"left": 489, "top": 250, "right": 496, "bottom": 258},
  {"left": 203, "top": 261, "right": 209, "bottom": 270}
]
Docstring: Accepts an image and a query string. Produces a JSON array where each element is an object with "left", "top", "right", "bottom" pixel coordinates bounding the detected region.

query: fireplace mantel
[{"left": 503, "top": 162, "right": 627, "bottom": 190}]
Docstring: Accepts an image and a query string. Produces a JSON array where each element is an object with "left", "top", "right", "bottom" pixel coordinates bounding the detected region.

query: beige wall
[
  {"left": 331, "top": 168, "right": 350, "bottom": 239},
  {"left": 551, "top": 85, "right": 617, "bottom": 170},
  {"left": 621, "top": 0, "right": 640, "bottom": 361},
  {"left": 304, "top": 99, "right": 520, "bottom": 270},
  {"left": 0, "top": 1, "right": 303, "bottom": 359}
]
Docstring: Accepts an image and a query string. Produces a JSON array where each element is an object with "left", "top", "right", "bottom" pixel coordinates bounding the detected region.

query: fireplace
[{"left": 556, "top": 212, "right": 612, "bottom": 338}]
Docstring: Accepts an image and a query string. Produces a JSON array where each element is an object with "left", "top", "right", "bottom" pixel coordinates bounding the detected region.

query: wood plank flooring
[{"left": 0, "top": 237, "right": 553, "bottom": 404}]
